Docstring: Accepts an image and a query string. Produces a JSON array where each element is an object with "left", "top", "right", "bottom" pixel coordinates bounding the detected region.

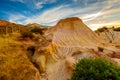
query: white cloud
[
  {"left": 82, "top": 11, "right": 102, "bottom": 22},
  {"left": 9, "top": 13, "right": 26, "bottom": 21},
  {"left": 23, "top": 5, "right": 93, "bottom": 25},
  {"left": 81, "top": 7, "right": 120, "bottom": 22},
  {"left": 10, "top": 0, "right": 25, "bottom": 3},
  {"left": 72, "top": 0, "right": 78, "bottom": 3},
  {"left": 21, "top": 5, "right": 71, "bottom": 24},
  {"left": 8, "top": 13, "right": 27, "bottom": 24},
  {"left": 35, "top": 2, "right": 44, "bottom": 9},
  {"left": 32, "top": 0, "right": 46, "bottom": 9},
  {"left": 33, "top": 0, "right": 57, "bottom": 9},
  {"left": 89, "top": 20, "right": 120, "bottom": 30},
  {"left": 8, "top": 0, "right": 120, "bottom": 31},
  {"left": 11, "top": 0, "right": 57, "bottom": 9}
]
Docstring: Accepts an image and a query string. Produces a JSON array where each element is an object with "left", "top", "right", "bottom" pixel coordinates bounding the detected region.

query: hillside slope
[
  {"left": 33, "top": 17, "right": 120, "bottom": 80},
  {"left": 95, "top": 27, "right": 120, "bottom": 43},
  {"left": 0, "top": 34, "right": 41, "bottom": 80}
]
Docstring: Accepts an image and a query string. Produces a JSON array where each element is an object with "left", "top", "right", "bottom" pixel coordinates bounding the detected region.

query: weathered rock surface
[
  {"left": 95, "top": 27, "right": 120, "bottom": 43},
  {"left": 95, "top": 27, "right": 120, "bottom": 62},
  {"left": 0, "top": 17, "right": 120, "bottom": 80},
  {"left": 33, "top": 17, "right": 115, "bottom": 80}
]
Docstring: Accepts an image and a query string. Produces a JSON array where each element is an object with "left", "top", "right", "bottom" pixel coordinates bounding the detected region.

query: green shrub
[
  {"left": 21, "top": 31, "right": 33, "bottom": 38},
  {"left": 113, "top": 27, "right": 120, "bottom": 31},
  {"left": 71, "top": 58, "right": 120, "bottom": 80},
  {"left": 31, "top": 27, "right": 43, "bottom": 34},
  {"left": 96, "top": 27, "right": 108, "bottom": 32}
]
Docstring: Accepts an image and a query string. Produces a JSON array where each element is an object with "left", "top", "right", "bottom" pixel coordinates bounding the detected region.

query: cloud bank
[{"left": 8, "top": 0, "right": 120, "bottom": 30}]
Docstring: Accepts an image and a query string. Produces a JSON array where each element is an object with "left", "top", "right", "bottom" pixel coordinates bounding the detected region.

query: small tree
[
  {"left": 21, "top": 31, "right": 33, "bottom": 38},
  {"left": 96, "top": 27, "right": 108, "bottom": 32},
  {"left": 71, "top": 58, "right": 120, "bottom": 80},
  {"left": 113, "top": 27, "right": 120, "bottom": 31},
  {"left": 31, "top": 27, "right": 43, "bottom": 34}
]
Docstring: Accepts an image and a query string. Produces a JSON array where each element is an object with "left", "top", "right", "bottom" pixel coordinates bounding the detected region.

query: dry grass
[{"left": 0, "top": 33, "right": 40, "bottom": 80}]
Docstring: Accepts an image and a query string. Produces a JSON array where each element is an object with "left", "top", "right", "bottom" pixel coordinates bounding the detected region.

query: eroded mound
[
  {"left": 52, "top": 17, "right": 103, "bottom": 47},
  {"left": 33, "top": 17, "right": 120, "bottom": 80}
]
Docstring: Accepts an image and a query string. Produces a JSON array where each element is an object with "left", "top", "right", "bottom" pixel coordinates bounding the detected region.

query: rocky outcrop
[
  {"left": 95, "top": 27, "right": 120, "bottom": 43},
  {"left": 2, "top": 17, "right": 120, "bottom": 80},
  {"left": 33, "top": 17, "right": 109, "bottom": 80}
]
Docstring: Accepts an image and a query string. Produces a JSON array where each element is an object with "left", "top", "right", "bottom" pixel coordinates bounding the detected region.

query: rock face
[
  {"left": 44, "top": 17, "right": 106, "bottom": 60},
  {"left": 96, "top": 27, "right": 120, "bottom": 43},
  {"left": 1, "top": 18, "right": 119, "bottom": 80},
  {"left": 33, "top": 17, "right": 120, "bottom": 80},
  {"left": 95, "top": 27, "right": 120, "bottom": 63},
  {"left": 33, "top": 17, "right": 108, "bottom": 80},
  {"left": 52, "top": 17, "right": 103, "bottom": 48}
]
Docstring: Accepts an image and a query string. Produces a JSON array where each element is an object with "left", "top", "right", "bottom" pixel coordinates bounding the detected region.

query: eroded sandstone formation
[{"left": 32, "top": 17, "right": 120, "bottom": 80}]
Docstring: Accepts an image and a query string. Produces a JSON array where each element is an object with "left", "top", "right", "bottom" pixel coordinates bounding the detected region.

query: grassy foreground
[{"left": 0, "top": 33, "right": 40, "bottom": 80}]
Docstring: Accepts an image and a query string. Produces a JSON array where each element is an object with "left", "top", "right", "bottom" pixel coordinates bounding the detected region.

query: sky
[{"left": 0, "top": 0, "right": 120, "bottom": 30}]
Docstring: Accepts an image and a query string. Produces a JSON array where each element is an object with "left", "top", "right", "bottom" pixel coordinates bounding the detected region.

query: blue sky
[{"left": 0, "top": 0, "right": 120, "bottom": 30}]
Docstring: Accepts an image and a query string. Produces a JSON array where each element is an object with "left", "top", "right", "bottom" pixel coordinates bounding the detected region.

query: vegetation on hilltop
[
  {"left": 21, "top": 31, "right": 34, "bottom": 39},
  {"left": 95, "top": 27, "right": 108, "bottom": 32},
  {"left": 31, "top": 27, "right": 43, "bottom": 34},
  {"left": 95, "top": 26, "right": 120, "bottom": 32},
  {"left": 95, "top": 26, "right": 115, "bottom": 43},
  {"left": 113, "top": 27, "right": 120, "bottom": 31}
]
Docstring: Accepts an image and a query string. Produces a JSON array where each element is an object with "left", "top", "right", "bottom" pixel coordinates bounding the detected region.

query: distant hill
[
  {"left": 0, "top": 20, "right": 48, "bottom": 34},
  {"left": 26, "top": 23, "right": 45, "bottom": 28},
  {"left": 26, "top": 23, "right": 48, "bottom": 32},
  {"left": 0, "top": 20, "right": 10, "bottom": 26},
  {"left": 0, "top": 20, "right": 23, "bottom": 34},
  {"left": 95, "top": 26, "right": 120, "bottom": 43}
]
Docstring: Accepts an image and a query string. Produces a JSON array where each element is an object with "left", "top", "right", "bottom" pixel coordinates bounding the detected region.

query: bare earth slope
[
  {"left": 52, "top": 17, "right": 103, "bottom": 49},
  {"left": 33, "top": 17, "right": 120, "bottom": 80},
  {"left": 96, "top": 27, "right": 120, "bottom": 43}
]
